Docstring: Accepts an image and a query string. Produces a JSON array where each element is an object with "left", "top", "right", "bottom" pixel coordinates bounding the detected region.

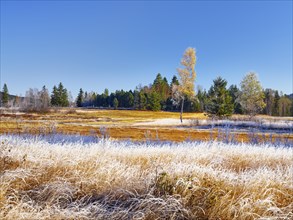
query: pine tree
[
  {"left": 2, "top": 83, "right": 9, "bottom": 107},
  {"left": 148, "top": 92, "right": 161, "bottom": 111},
  {"left": 206, "top": 77, "right": 234, "bottom": 118},
  {"left": 51, "top": 86, "right": 58, "bottom": 106},
  {"left": 58, "top": 83, "right": 69, "bottom": 107},
  {"left": 139, "top": 91, "right": 147, "bottom": 110},
  {"left": 171, "top": 75, "right": 179, "bottom": 86},
  {"left": 76, "top": 88, "right": 84, "bottom": 107},
  {"left": 124, "top": 91, "right": 134, "bottom": 108},
  {"left": 51, "top": 83, "right": 69, "bottom": 107},
  {"left": 161, "top": 77, "right": 170, "bottom": 108},
  {"left": 57, "top": 83, "right": 64, "bottom": 105},
  {"left": 228, "top": 85, "right": 243, "bottom": 114},
  {"left": 152, "top": 73, "right": 170, "bottom": 110},
  {"left": 153, "top": 73, "right": 163, "bottom": 90}
]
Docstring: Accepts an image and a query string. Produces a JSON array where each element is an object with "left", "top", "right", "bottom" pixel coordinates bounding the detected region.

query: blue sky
[{"left": 1, "top": 1, "right": 292, "bottom": 98}]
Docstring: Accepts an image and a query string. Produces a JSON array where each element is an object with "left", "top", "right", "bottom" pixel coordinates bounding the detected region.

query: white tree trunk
[{"left": 180, "top": 97, "right": 184, "bottom": 123}]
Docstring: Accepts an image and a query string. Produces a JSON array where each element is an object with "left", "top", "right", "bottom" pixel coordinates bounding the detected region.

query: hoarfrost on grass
[{"left": 0, "top": 135, "right": 292, "bottom": 220}]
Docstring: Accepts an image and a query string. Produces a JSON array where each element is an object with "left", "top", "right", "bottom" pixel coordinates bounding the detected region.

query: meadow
[
  {"left": 0, "top": 108, "right": 292, "bottom": 143},
  {"left": 0, "top": 135, "right": 292, "bottom": 219},
  {"left": 0, "top": 109, "right": 293, "bottom": 219}
]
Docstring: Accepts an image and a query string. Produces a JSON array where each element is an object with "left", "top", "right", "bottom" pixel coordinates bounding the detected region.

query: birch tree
[
  {"left": 237, "top": 72, "right": 265, "bottom": 117},
  {"left": 173, "top": 47, "right": 196, "bottom": 122}
]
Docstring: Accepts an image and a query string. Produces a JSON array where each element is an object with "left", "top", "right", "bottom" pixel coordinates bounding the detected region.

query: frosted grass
[{"left": 1, "top": 135, "right": 292, "bottom": 219}]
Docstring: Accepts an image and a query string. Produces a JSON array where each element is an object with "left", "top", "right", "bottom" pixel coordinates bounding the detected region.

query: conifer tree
[
  {"left": 51, "top": 86, "right": 58, "bottom": 106},
  {"left": 58, "top": 83, "right": 69, "bottom": 107},
  {"left": 171, "top": 75, "right": 179, "bottom": 86},
  {"left": 228, "top": 85, "right": 243, "bottom": 114},
  {"left": 139, "top": 91, "right": 147, "bottom": 110},
  {"left": 51, "top": 83, "right": 69, "bottom": 107},
  {"left": 152, "top": 73, "right": 170, "bottom": 109},
  {"left": 2, "top": 83, "right": 9, "bottom": 107},
  {"left": 124, "top": 91, "right": 134, "bottom": 108},
  {"left": 148, "top": 91, "right": 161, "bottom": 111},
  {"left": 206, "top": 77, "right": 234, "bottom": 118},
  {"left": 76, "top": 88, "right": 84, "bottom": 107}
]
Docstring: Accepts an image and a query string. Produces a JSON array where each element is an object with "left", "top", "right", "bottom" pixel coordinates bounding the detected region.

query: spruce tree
[
  {"left": 2, "top": 83, "right": 9, "bottom": 107},
  {"left": 171, "top": 75, "right": 179, "bottom": 86},
  {"left": 51, "top": 86, "right": 58, "bottom": 106},
  {"left": 124, "top": 91, "right": 134, "bottom": 108},
  {"left": 58, "top": 83, "right": 64, "bottom": 106},
  {"left": 152, "top": 73, "right": 164, "bottom": 105},
  {"left": 206, "top": 77, "right": 234, "bottom": 118},
  {"left": 228, "top": 85, "right": 243, "bottom": 114},
  {"left": 139, "top": 91, "right": 147, "bottom": 110},
  {"left": 76, "top": 88, "right": 84, "bottom": 107},
  {"left": 153, "top": 73, "right": 163, "bottom": 90},
  {"left": 51, "top": 83, "right": 69, "bottom": 107},
  {"left": 148, "top": 92, "right": 161, "bottom": 111},
  {"left": 58, "top": 83, "right": 69, "bottom": 107},
  {"left": 152, "top": 74, "right": 170, "bottom": 110}
]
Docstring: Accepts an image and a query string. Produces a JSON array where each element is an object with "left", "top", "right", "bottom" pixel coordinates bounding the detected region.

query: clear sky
[{"left": 1, "top": 0, "right": 292, "bottom": 98}]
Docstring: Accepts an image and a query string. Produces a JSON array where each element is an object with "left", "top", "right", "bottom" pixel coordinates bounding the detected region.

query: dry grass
[
  {"left": 0, "top": 135, "right": 292, "bottom": 219},
  {"left": 2, "top": 120, "right": 292, "bottom": 143},
  {"left": 1, "top": 109, "right": 292, "bottom": 143},
  {"left": 0, "top": 109, "right": 206, "bottom": 122}
]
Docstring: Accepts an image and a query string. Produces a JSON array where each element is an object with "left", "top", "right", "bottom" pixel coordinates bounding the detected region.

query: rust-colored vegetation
[{"left": 1, "top": 109, "right": 292, "bottom": 143}]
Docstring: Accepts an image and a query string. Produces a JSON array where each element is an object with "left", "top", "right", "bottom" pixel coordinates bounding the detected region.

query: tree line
[
  {"left": 1, "top": 47, "right": 292, "bottom": 117},
  {"left": 74, "top": 73, "right": 292, "bottom": 117},
  {"left": 2, "top": 74, "right": 291, "bottom": 117}
]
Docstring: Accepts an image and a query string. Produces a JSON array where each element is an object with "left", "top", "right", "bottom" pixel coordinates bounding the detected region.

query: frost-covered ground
[
  {"left": 0, "top": 135, "right": 292, "bottom": 220},
  {"left": 135, "top": 118, "right": 293, "bottom": 129},
  {"left": 135, "top": 118, "right": 293, "bottom": 133}
]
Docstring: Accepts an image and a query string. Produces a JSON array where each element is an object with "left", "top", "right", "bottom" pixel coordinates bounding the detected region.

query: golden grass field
[
  {"left": 1, "top": 109, "right": 293, "bottom": 219},
  {"left": 0, "top": 109, "right": 292, "bottom": 142},
  {"left": 0, "top": 135, "right": 292, "bottom": 219}
]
